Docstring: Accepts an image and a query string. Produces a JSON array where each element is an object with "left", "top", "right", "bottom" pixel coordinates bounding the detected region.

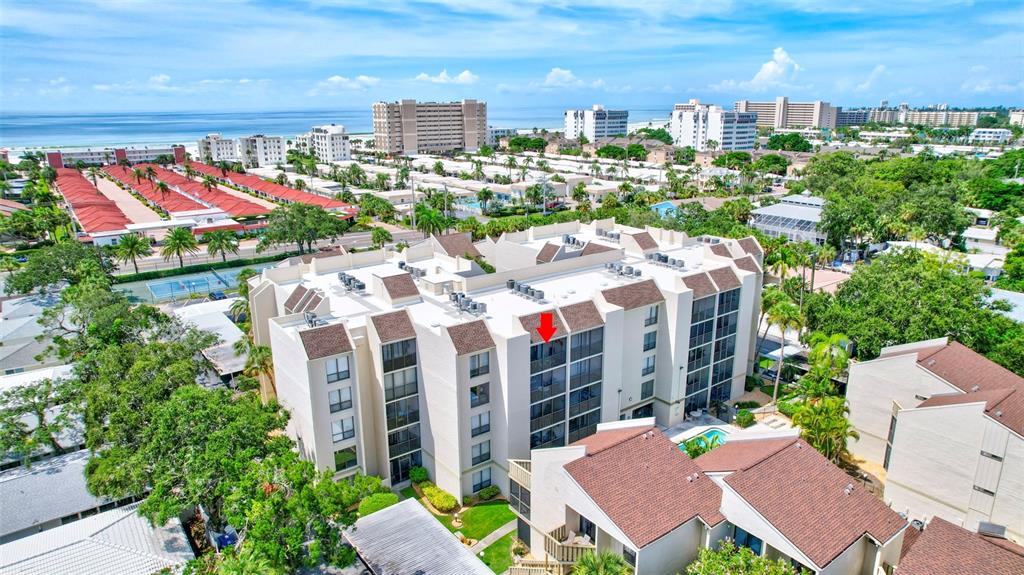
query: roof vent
[
  {"left": 844, "top": 483, "right": 854, "bottom": 495},
  {"left": 995, "top": 410, "right": 1003, "bottom": 417},
  {"left": 971, "top": 385, "right": 980, "bottom": 392},
  {"left": 927, "top": 359, "right": 936, "bottom": 366},
  {"left": 978, "top": 522, "right": 1006, "bottom": 539}
]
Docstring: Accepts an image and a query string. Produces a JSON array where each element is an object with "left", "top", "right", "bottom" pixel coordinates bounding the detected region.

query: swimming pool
[{"left": 678, "top": 428, "right": 728, "bottom": 451}]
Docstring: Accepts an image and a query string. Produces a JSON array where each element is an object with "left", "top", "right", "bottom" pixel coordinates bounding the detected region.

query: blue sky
[{"left": 1, "top": 0, "right": 1022, "bottom": 113}]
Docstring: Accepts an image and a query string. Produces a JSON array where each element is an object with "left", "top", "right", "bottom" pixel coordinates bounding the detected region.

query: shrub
[
  {"left": 358, "top": 492, "right": 399, "bottom": 516},
  {"left": 777, "top": 401, "right": 800, "bottom": 418},
  {"left": 421, "top": 482, "right": 459, "bottom": 513},
  {"left": 744, "top": 375, "right": 760, "bottom": 392},
  {"left": 477, "top": 485, "right": 500, "bottom": 501},
  {"left": 408, "top": 465, "right": 429, "bottom": 484},
  {"left": 733, "top": 400, "right": 761, "bottom": 410},
  {"left": 735, "top": 410, "right": 755, "bottom": 428}
]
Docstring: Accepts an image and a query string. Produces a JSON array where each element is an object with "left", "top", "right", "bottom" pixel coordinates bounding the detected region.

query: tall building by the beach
[
  {"left": 564, "top": 105, "right": 629, "bottom": 141},
  {"left": 734, "top": 97, "right": 836, "bottom": 130},
  {"left": 372, "top": 99, "right": 487, "bottom": 154},
  {"left": 669, "top": 99, "right": 757, "bottom": 151}
]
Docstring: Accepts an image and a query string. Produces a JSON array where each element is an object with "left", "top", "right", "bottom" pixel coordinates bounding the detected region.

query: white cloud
[
  {"left": 38, "top": 76, "right": 74, "bottom": 96},
  {"left": 414, "top": 69, "right": 479, "bottom": 84},
  {"left": 93, "top": 73, "right": 187, "bottom": 93},
  {"left": 855, "top": 64, "right": 887, "bottom": 92},
  {"left": 307, "top": 74, "right": 380, "bottom": 95},
  {"left": 544, "top": 67, "right": 583, "bottom": 87},
  {"left": 960, "top": 65, "right": 1024, "bottom": 94},
  {"left": 711, "top": 47, "right": 806, "bottom": 92}
]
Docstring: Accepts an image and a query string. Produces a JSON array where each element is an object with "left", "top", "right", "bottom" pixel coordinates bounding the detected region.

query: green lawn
[
  {"left": 480, "top": 532, "right": 515, "bottom": 574},
  {"left": 403, "top": 489, "right": 515, "bottom": 542},
  {"left": 399, "top": 486, "right": 417, "bottom": 500}
]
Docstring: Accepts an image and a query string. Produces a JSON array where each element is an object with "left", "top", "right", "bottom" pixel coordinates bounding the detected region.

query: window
[
  {"left": 390, "top": 450, "right": 422, "bottom": 483},
  {"left": 689, "top": 319, "right": 714, "bottom": 348},
  {"left": 622, "top": 547, "right": 636, "bottom": 567},
  {"left": 689, "top": 343, "right": 712, "bottom": 371},
  {"left": 326, "top": 356, "right": 350, "bottom": 382},
  {"left": 641, "top": 380, "right": 654, "bottom": 400},
  {"left": 644, "top": 305, "right": 659, "bottom": 326},
  {"left": 691, "top": 296, "right": 716, "bottom": 323},
  {"left": 632, "top": 403, "right": 654, "bottom": 418},
  {"left": 471, "top": 411, "right": 491, "bottom": 437},
  {"left": 385, "top": 396, "right": 420, "bottom": 429},
  {"left": 686, "top": 367, "right": 710, "bottom": 395},
  {"left": 568, "top": 409, "right": 601, "bottom": 443},
  {"left": 716, "top": 312, "right": 738, "bottom": 338},
  {"left": 472, "top": 440, "right": 491, "bottom": 465},
  {"left": 531, "top": 369, "right": 567, "bottom": 403},
  {"left": 472, "top": 467, "right": 492, "bottom": 492},
  {"left": 530, "top": 397, "right": 566, "bottom": 432},
  {"left": 642, "top": 355, "right": 656, "bottom": 376},
  {"left": 570, "top": 356, "right": 602, "bottom": 389},
  {"left": 388, "top": 425, "right": 421, "bottom": 456},
  {"left": 714, "top": 336, "right": 736, "bottom": 363},
  {"left": 331, "top": 417, "right": 355, "bottom": 442},
  {"left": 530, "top": 425, "right": 565, "bottom": 449},
  {"left": 712, "top": 360, "right": 733, "bottom": 385},
  {"left": 643, "top": 331, "right": 657, "bottom": 351},
  {"left": 734, "top": 527, "right": 763, "bottom": 555},
  {"left": 569, "top": 382, "right": 602, "bottom": 417},
  {"left": 531, "top": 339, "right": 567, "bottom": 374},
  {"left": 717, "top": 288, "right": 740, "bottom": 315},
  {"left": 469, "top": 352, "right": 490, "bottom": 377},
  {"left": 382, "top": 339, "right": 417, "bottom": 373},
  {"left": 334, "top": 447, "right": 358, "bottom": 472},
  {"left": 470, "top": 383, "right": 490, "bottom": 408},
  {"left": 384, "top": 367, "right": 418, "bottom": 401},
  {"left": 328, "top": 387, "right": 353, "bottom": 413},
  {"left": 579, "top": 516, "right": 596, "bottom": 542},
  {"left": 509, "top": 480, "right": 531, "bottom": 518}
]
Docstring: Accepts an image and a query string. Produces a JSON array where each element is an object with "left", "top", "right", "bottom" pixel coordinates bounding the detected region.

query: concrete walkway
[{"left": 470, "top": 519, "right": 517, "bottom": 554}]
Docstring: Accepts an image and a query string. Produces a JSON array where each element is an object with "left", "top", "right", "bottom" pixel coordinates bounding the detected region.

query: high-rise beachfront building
[
  {"left": 734, "top": 97, "right": 836, "bottom": 130},
  {"left": 245, "top": 220, "right": 764, "bottom": 499},
  {"left": 564, "top": 105, "right": 629, "bottom": 141},
  {"left": 372, "top": 99, "right": 487, "bottom": 155},
  {"left": 669, "top": 100, "right": 757, "bottom": 151}
]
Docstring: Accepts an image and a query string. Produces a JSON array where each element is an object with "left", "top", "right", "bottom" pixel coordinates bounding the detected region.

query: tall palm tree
[
  {"left": 767, "top": 301, "right": 802, "bottom": 404},
  {"left": 756, "top": 286, "right": 789, "bottom": 355},
  {"left": 809, "top": 244, "right": 836, "bottom": 297},
  {"left": 131, "top": 168, "right": 145, "bottom": 183},
  {"left": 203, "top": 230, "right": 240, "bottom": 262},
  {"left": 572, "top": 550, "right": 631, "bottom": 575},
  {"left": 504, "top": 156, "right": 518, "bottom": 182},
  {"left": 115, "top": 233, "right": 153, "bottom": 274},
  {"left": 144, "top": 165, "right": 157, "bottom": 181},
  {"left": 154, "top": 180, "right": 171, "bottom": 199},
  {"left": 519, "top": 157, "right": 533, "bottom": 182},
  {"left": 183, "top": 164, "right": 197, "bottom": 181},
  {"left": 201, "top": 175, "right": 217, "bottom": 193},
  {"left": 374, "top": 172, "right": 391, "bottom": 192},
  {"left": 414, "top": 205, "right": 445, "bottom": 236},
  {"left": 86, "top": 166, "right": 100, "bottom": 187},
  {"left": 244, "top": 344, "right": 274, "bottom": 387},
  {"left": 161, "top": 227, "right": 200, "bottom": 268}
]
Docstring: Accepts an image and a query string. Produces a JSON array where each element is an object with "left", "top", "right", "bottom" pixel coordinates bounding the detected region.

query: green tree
[
  {"left": 203, "top": 230, "right": 240, "bottom": 263},
  {"left": 161, "top": 227, "right": 200, "bottom": 268},
  {"left": 5, "top": 241, "right": 114, "bottom": 295},
  {"left": 572, "top": 550, "right": 631, "bottom": 575},
  {"left": 433, "top": 160, "right": 446, "bottom": 176},
  {"left": 687, "top": 540, "right": 796, "bottom": 575},
  {"left": 712, "top": 151, "right": 752, "bottom": 169},
  {"left": 767, "top": 301, "right": 803, "bottom": 403},
  {"left": 752, "top": 153, "right": 791, "bottom": 175},
  {"left": 476, "top": 187, "right": 494, "bottom": 214},
  {"left": 374, "top": 172, "right": 391, "bottom": 192},
  {"left": 0, "top": 377, "right": 80, "bottom": 462},
  {"left": 792, "top": 396, "right": 859, "bottom": 463},
  {"left": 682, "top": 433, "right": 725, "bottom": 459},
  {"left": 766, "top": 133, "right": 812, "bottom": 152},
  {"left": 258, "top": 203, "right": 348, "bottom": 254},
  {"left": 371, "top": 226, "right": 392, "bottom": 248},
  {"left": 115, "top": 233, "right": 153, "bottom": 274},
  {"left": 358, "top": 492, "right": 400, "bottom": 516},
  {"left": 414, "top": 204, "right": 446, "bottom": 236}
]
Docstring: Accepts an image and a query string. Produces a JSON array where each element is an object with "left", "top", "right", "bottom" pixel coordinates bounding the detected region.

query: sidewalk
[{"left": 469, "top": 519, "right": 516, "bottom": 554}]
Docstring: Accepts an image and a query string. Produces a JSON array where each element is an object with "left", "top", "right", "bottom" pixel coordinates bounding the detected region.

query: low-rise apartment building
[
  {"left": 237, "top": 134, "right": 286, "bottom": 167},
  {"left": 506, "top": 422, "right": 906, "bottom": 575},
  {"left": 246, "top": 220, "right": 765, "bottom": 500},
  {"left": 372, "top": 99, "right": 487, "bottom": 154},
  {"left": 735, "top": 97, "right": 836, "bottom": 130},
  {"left": 564, "top": 105, "right": 629, "bottom": 141},
  {"left": 43, "top": 145, "right": 186, "bottom": 168},
  {"left": 1010, "top": 110, "right": 1024, "bottom": 127},
  {"left": 197, "top": 133, "right": 239, "bottom": 164},
  {"left": 846, "top": 338, "right": 1024, "bottom": 543},
  {"left": 670, "top": 100, "right": 757, "bottom": 152},
  {"left": 296, "top": 124, "right": 351, "bottom": 162},
  {"left": 969, "top": 128, "right": 1013, "bottom": 144}
]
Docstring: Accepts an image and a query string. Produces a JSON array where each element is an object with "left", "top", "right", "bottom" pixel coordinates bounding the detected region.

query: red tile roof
[
  {"left": 380, "top": 273, "right": 419, "bottom": 300},
  {"left": 898, "top": 517, "right": 1024, "bottom": 575},
  {"left": 707, "top": 267, "right": 741, "bottom": 291},
  {"left": 102, "top": 165, "right": 208, "bottom": 213},
  {"left": 600, "top": 279, "right": 664, "bottom": 310},
  {"left": 916, "top": 342, "right": 1023, "bottom": 393},
  {"left": 446, "top": 320, "right": 495, "bottom": 356},
  {"left": 564, "top": 426, "right": 725, "bottom": 548},
  {"left": 627, "top": 231, "right": 658, "bottom": 251},
  {"left": 723, "top": 439, "right": 906, "bottom": 569},
  {"left": 580, "top": 242, "right": 617, "bottom": 256},
  {"left": 184, "top": 161, "right": 355, "bottom": 215},
  {"left": 54, "top": 169, "right": 132, "bottom": 233},
  {"left": 709, "top": 243, "right": 733, "bottom": 258},
  {"left": 917, "top": 388, "right": 1014, "bottom": 410},
  {"left": 734, "top": 255, "right": 762, "bottom": 274},
  {"left": 737, "top": 236, "right": 763, "bottom": 256},
  {"left": 536, "top": 243, "right": 560, "bottom": 264},
  {"left": 283, "top": 285, "right": 309, "bottom": 313},
  {"left": 141, "top": 164, "right": 269, "bottom": 218}
]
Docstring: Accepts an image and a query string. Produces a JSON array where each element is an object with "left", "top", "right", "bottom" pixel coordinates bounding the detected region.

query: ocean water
[{"left": 0, "top": 107, "right": 669, "bottom": 151}]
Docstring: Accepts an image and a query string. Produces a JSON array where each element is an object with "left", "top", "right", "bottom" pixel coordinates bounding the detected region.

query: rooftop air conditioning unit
[
  {"left": 978, "top": 523, "right": 1007, "bottom": 539},
  {"left": 398, "top": 261, "right": 407, "bottom": 269},
  {"left": 534, "top": 289, "right": 544, "bottom": 301},
  {"left": 477, "top": 302, "right": 488, "bottom": 314},
  {"left": 506, "top": 279, "right": 517, "bottom": 291}
]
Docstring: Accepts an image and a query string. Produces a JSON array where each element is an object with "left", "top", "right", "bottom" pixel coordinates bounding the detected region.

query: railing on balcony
[
  {"left": 508, "top": 566, "right": 554, "bottom": 575},
  {"left": 513, "top": 558, "right": 569, "bottom": 575},
  {"left": 544, "top": 525, "right": 596, "bottom": 564},
  {"left": 509, "top": 459, "right": 532, "bottom": 489}
]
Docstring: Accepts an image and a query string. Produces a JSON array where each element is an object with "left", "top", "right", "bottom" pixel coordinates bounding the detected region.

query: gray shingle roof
[{"left": 298, "top": 323, "right": 353, "bottom": 360}]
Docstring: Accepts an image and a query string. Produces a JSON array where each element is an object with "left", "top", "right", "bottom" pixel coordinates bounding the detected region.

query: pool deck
[{"left": 660, "top": 413, "right": 728, "bottom": 442}]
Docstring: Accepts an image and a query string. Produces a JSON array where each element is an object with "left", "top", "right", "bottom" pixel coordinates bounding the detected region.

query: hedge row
[
  {"left": 112, "top": 251, "right": 300, "bottom": 284},
  {"left": 421, "top": 482, "right": 459, "bottom": 513}
]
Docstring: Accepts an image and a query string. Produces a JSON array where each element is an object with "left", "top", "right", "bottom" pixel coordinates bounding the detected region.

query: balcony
[
  {"left": 508, "top": 459, "right": 531, "bottom": 489},
  {"left": 544, "top": 525, "right": 596, "bottom": 564}
]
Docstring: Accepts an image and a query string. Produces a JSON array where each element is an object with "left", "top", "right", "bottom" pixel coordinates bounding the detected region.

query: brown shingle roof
[
  {"left": 536, "top": 243, "right": 560, "bottom": 264},
  {"left": 371, "top": 310, "right": 417, "bottom": 343},
  {"left": 435, "top": 232, "right": 480, "bottom": 258},
  {"left": 580, "top": 241, "right": 616, "bottom": 256},
  {"left": 600, "top": 279, "right": 664, "bottom": 311},
  {"left": 283, "top": 284, "right": 309, "bottom": 313},
  {"left": 918, "top": 386, "right": 1024, "bottom": 436},
  {"left": 446, "top": 320, "right": 495, "bottom": 356},
  {"left": 681, "top": 273, "right": 718, "bottom": 299},
  {"left": 917, "top": 342, "right": 1024, "bottom": 393},
  {"left": 898, "top": 517, "right": 1024, "bottom": 575},
  {"left": 564, "top": 427, "right": 725, "bottom": 548},
  {"left": 695, "top": 437, "right": 797, "bottom": 473},
  {"left": 381, "top": 273, "right": 419, "bottom": 300},
  {"left": 300, "top": 292, "right": 323, "bottom": 313},
  {"left": 917, "top": 388, "right": 1014, "bottom": 410},
  {"left": 724, "top": 440, "right": 906, "bottom": 569},
  {"left": 298, "top": 323, "right": 353, "bottom": 360},
  {"left": 707, "top": 267, "right": 741, "bottom": 291},
  {"left": 519, "top": 310, "right": 567, "bottom": 344},
  {"left": 628, "top": 232, "right": 658, "bottom": 251},
  {"left": 709, "top": 243, "right": 732, "bottom": 258},
  {"left": 734, "top": 255, "right": 762, "bottom": 273},
  {"left": 558, "top": 300, "right": 604, "bottom": 332},
  {"left": 737, "top": 236, "right": 763, "bottom": 256}
]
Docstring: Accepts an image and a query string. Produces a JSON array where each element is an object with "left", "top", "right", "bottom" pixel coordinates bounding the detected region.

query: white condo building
[
  {"left": 246, "top": 220, "right": 764, "bottom": 500},
  {"left": 197, "top": 133, "right": 239, "bottom": 163},
  {"left": 669, "top": 100, "right": 757, "bottom": 151},
  {"left": 564, "top": 105, "right": 629, "bottom": 141},
  {"left": 969, "top": 128, "right": 1013, "bottom": 144},
  {"left": 296, "top": 124, "right": 351, "bottom": 162},
  {"left": 237, "top": 135, "right": 286, "bottom": 168}
]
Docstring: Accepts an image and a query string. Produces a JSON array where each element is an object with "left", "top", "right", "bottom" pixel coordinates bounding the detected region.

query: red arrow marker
[{"left": 537, "top": 312, "right": 557, "bottom": 343}]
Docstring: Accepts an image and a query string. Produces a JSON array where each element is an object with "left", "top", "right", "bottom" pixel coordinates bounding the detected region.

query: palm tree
[
  {"left": 154, "top": 180, "right": 171, "bottom": 199},
  {"left": 244, "top": 344, "right": 274, "bottom": 385},
  {"left": 414, "top": 205, "right": 445, "bottom": 236},
  {"left": 476, "top": 187, "right": 494, "bottom": 214},
  {"left": 183, "top": 164, "right": 197, "bottom": 181},
  {"left": 809, "top": 244, "right": 836, "bottom": 297},
  {"left": 201, "top": 175, "right": 217, "bottom": 193},
  {"left": 115, "top": 233, "right": 153, "bottom": 274},
  {"left": 374, "top": 172, "right": 391, "bottom": 192},
  {"left": 86, "top": 166, "right": 100, "bottom": 187},
  {"left": 768, "top": 249, "right": 793, "bottom": 285},
  {"left": 471, "top": 160, "right": 485, "bottom": 181},
  {"left": 756, "top": 286, "right": 789, "bottom": 355},
  {"left": 683, "top": 433, "right": 725, "bottom": 459},
  {"left": 433, "top": 160, "right": 446, "bottom": 176},
  {"left": 294, "top": 179, "right": 307, "bottom": 191},
  {"left": 589, "top": 160, "right": 601, "bottom": 178},
  {"left": 144, "top": 165, "right": 157, "bottom": 181},
  {"left": 572, "top": 550, "right": 631, "bottom": 575},
  {"left": 161, "top": 227, "right": 200, "bottom": 268},
  {"left": 766, "top": 301, "right": 802, "bottom": 404},
  {"left": 203, "top": 230, "right": 240, "bottom": 262},
  {"left": 371, "top": 226, "right": 393, "bottom": 248},
  {"left": 519, "top": 157, "right": 533, "bottom": 182},
  {"left": 131, "top": 168, "right": 145, "bottom": 183},
  {"left": 792, "top": 396, "right": 859, "bottom": 463},
  {"left": 229, "top": 298, "right": 249, "bottom": 323},
  {"left": 504, "top": 156, "right": 518, "bottom": 182}
]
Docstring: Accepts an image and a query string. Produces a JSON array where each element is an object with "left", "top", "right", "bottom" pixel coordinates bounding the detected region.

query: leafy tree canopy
[{"left": 766, "top": 133, "right": 812, "bottom": 152}]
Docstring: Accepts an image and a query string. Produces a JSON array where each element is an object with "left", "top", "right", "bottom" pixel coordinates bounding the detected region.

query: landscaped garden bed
[{"left": 400, "top": 467, "right": 516, "bottom": 544}]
